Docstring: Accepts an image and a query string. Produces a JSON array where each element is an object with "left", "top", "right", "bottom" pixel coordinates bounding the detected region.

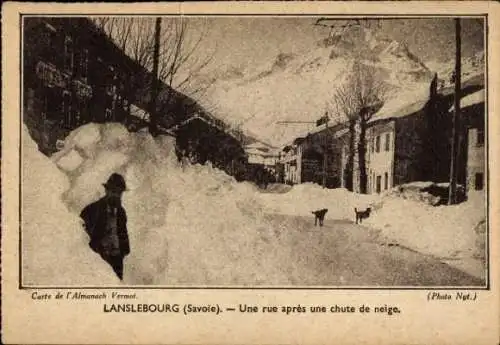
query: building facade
[
  {"left": 23, "top": 17, "right": 150, "bottom": 155},
  {"left": 244, "top": 142, "right": 279, "bottom": 172},
  {"left": 23, "top": 17, "right": 248, "bottom": 181},
  {"left": 362, "top": 75, "right": 485, "bottom": 195},
  {"left": 279, "top": 122, "right": 348, "bottom": 187},
  {"left": 366, "top": 120, "right": 396, "bottom": 193},
  {"left": 280, "top": 140, "right": 302, "bottom": 184},
  {"left": 460, "top": 90, "right": 486, "bottom": 193},
  {"left": 300, "top": 73, "right": 485, "bottom": 196}
]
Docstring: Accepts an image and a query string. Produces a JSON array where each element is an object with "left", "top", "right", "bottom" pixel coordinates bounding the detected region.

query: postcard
[{"left": 2, "top": 1, "right": 499, "bottom": 344}]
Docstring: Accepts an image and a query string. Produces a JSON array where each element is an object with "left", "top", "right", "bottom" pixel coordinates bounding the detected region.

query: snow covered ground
[
  {"left": 22, "top": 124, "right": 119, "bottom": 286},
  {"left": 365, "top": 190, "right": 486, "bottom": 280},
  {"left": 23, "top": 123, "right": 486, "bottom": 285},
  {"left": 364, "top": 192, "right": 485, "bottom": 259},
  {"left": 259, "top": 183, "right": 485, "bottom": 262},
  {"left": 259, "top": 182, "right": 486, "bottom": 280},
  {"left": 26, "top": 123, "right": 296, "bottom": 285},
  {"left": 259, "top": 183, "right": 379, "bottom": 220}
]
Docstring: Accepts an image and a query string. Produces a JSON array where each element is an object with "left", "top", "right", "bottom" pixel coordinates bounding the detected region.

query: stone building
[
  {"left": 23, "top": 17, "right": 149, "bottom": 154},
  {"left": 295, "top": 72, "right": 485, "bottom": 196}
]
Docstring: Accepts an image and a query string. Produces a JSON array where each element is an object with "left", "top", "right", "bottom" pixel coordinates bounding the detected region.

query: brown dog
[
  {"left": 312, "top": 208, "right": 328, "bottom": 227},
  {"left": 354, "top": 207, "right": 371, "bottom": 224}
]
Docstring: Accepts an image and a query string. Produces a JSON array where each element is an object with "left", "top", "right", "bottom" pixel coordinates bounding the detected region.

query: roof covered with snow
[
  {"left": 439, "top": 73, "right": 485, "bottom": 97},
  {"left": 368, "top": 72, "right": 485, "bottom": 124},
  {"left": 245, "top": 147, "right": 280, "bottom": 157},
  {"left": 369, "top": 85, "right": 430, "bottom": 124},
  {"left": 449, "top": 89, "right": 485, "bottom": 111}
]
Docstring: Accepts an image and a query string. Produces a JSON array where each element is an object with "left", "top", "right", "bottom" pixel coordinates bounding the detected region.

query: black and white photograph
[{"left": 20, "top": 15, "right": 488, "bottom": 288}]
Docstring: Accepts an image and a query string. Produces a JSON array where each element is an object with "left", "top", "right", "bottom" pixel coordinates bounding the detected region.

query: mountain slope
[{"left": 203, "top": 28, "right": 482, "bottom": 147}]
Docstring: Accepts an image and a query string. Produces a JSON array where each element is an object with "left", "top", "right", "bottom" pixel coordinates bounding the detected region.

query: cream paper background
[{"left": 2, "top": 2, "right": 499, "bottom": 344}]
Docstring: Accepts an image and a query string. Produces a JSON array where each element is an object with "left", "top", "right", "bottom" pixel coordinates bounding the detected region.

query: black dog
[
  {"left": 312, "top": 208, "right": 328, "bottom": 227},
  {"left": 354, "top": 207, "right": 371, "bottom": 224}
]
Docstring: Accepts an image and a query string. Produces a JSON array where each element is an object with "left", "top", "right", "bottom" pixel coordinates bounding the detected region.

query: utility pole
[
  {"left": 149, "top": 17, "right": 161, "bottom": 136},
  {"left": 322, "top": 113, "right": 330, "bottom": 188},
  {"left": 448, "top": 18, "right": 461, "bottom": 205}
]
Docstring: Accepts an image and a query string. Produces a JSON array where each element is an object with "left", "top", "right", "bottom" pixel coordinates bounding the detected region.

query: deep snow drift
[
  {"left": 39, "top": 123, "right": 296, "bottom": 285},
  {"left": 22, "top": 125, "right": 119, "bottom": 286},
  {"left": 365, "top": 191, "right": 485, "bottom": 259}
]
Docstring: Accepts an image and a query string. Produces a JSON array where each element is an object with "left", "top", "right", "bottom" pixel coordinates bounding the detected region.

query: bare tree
[
  {"left": 333, "top": 61, "right": 386, "bottom": 193},
  {"left": 333, "top": 77, "right": 358, "bottom": 192},
  {"left": 93, "top": 17, "right": 217, "bottom": 133},
  {"left": 149, "top": 18, "right": 161, "bottom": 136}
]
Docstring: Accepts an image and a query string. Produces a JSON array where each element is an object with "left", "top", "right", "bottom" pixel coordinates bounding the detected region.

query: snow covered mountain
[
  {"left": 201, "top": 28, "right": 483, "bottom": 147},
  {"left": 426, "top": 50, "right": 485, "bottom": 88}
]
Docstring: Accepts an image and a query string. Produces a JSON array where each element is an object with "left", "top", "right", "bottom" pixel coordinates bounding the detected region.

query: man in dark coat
[{"left": 80, "top": 173, "right": 130, "bottom": 280}]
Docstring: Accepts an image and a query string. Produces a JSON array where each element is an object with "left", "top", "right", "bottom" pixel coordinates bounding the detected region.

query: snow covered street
[
  {"left": 233, "top": 214, "right": 483, "bottom": 287},
  {"left": 22, "top": 123, "right": 486, "bottom": 286}
]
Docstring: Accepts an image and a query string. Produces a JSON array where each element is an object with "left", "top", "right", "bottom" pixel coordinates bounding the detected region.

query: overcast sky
[{"left": 188, "top": 17, "right": 484, "bottom": 75}]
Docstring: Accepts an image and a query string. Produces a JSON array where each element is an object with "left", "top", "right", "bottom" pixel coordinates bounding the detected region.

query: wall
[
  {"left": 366, "top": 121, "right": 396, "bottom": 194},
  {"left": 464, "top": 103, "right": 486, "bottom": 193},
  {"left": 247, "top": 152, "right": 265, "bottom": 165},
  {"left": 467, "top": 128, "right": 485, "bottom": 192},
  {"left": 300, "top": 138, "right": 323, "bottom": 185},
  {"left": 299, "top": 125, "right": 347, "bottom": 188},
  {"left": 393, "top": 111, "right": 427, "bottom": 186},
  {"left": 246, "top": 151, "right": 278, "bottom": 174},
  {"left": 280, "top": 146, "right": 300, "bottom": 184},
  {"left": 339, "top": 130, "right": 353, "bottom": 190},
  {"left": 23, "top": 17, "right": 142, "bottom": 155}
]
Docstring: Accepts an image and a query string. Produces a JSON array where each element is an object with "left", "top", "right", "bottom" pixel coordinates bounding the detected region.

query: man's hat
[{"left": 103, "top": 173, "right": 127, "bottom": 192}]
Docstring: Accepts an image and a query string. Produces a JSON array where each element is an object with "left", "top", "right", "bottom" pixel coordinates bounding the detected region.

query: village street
[
  {"left": 263, "top": 213, "right": 483, "bottom": 286},
  {"left": 20, "top": 18, "right": 486, "bottom": 289}
]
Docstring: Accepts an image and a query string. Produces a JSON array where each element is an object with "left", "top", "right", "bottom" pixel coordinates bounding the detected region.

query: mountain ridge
[{"left": 202, "top": 28, "right": 483, "bottom": 147}]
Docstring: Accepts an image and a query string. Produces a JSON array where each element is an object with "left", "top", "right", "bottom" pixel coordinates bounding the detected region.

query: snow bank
[
  {"left": 259, "top": 183, "right": 380, "bottom": 221},
  {"left": 387, "top": 182, "right": 466, "bottom": 206},
  {"left": 44, "top": 123, "right": 295, "bottom": 285},
  {"left": 22, "top": 125, "right": 119, "bottom": 286},
  {"left": 260, "top": 182, "right": 485, "bottom": 269},
  {"left": 365, "top": 191, "right": 486, "bottom": 260}
]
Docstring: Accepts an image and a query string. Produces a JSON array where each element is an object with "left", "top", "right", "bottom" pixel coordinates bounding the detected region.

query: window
[
  {"left": 477, "top": 129, "right": 485, "bottom": 147},
  {"left": 384, "top": 172, "right": 388, "bottom": 190},
  {"left": 375, "top": 135, "right": 380, "bottom": 153},
  {"left": 26, "top": 88, "right": 35, "bottom": 113},
  {"left": 475, "top": 173, "right": 484, "bottom": 191},
  {"left": 106, "top": 81, "right": 117, "bottom": 98},
  {"left": 385, "top": 133, "right": 390, "bottom": 151},
  {"left": 74, "top": 108, "right": 81, "bottom": 126},
  {"left": 370, "top": 136, "right": 375, "bottom": 153},
  {"left": 44, "top": 86, "right": 61, "bottom": 122},
  {"left": 81, "top": 49, "right": 89, "bottom": 80},
  {"left": 376, "top": 176, "right": 381, "bottom": 194},
  {"left": 105, "top": 108, "right": 113, "bottom": 121},
  {"left": 64, "top": 35, "right": 74, "bottom": 72},
  {"left": 62, "top": 92, "right": 72, "bottom": 128},
  {"left": 40, "top": 22, "right": 57, "bottom": 64}
]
